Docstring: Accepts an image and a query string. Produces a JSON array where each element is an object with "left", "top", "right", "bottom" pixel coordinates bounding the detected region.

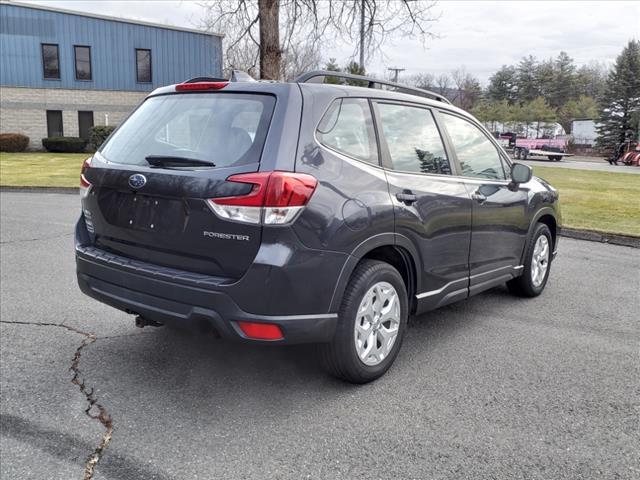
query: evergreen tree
[
  {"left": 345, "top": 61, "right": 367, "bottom": 86},
  {"left": 324, "top": 58, "right": 341, "bottom": 84},
  {"left": 596, "top": 40, "right": 640, "bottom": 149},
  {"left": 535, "top": 59, "right": 555, "bottom": 102},
  {"left": 549, "top": 51, "right": 577, "bottom": 109},
  {"left": 575, "top": 63, "right": 608, "bottom": 99},
  {"left": 516, "top": 55, "right": 539, "bottom": 102},
  {"left": 487, "top": 65, "right": 518, "bottom": 104}
]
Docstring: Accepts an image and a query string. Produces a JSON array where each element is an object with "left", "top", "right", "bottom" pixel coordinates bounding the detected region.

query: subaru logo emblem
[{"left": 128, "top": 174, "right": 146, "bottom": 190}]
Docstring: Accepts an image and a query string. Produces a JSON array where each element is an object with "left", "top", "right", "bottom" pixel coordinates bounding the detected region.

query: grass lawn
[
  {"left": 0, "top": 152, "right": 88, "bottom": 188},
  {"left": 1, "top": 152, "right": 638, "bottom": 236},
  {"left": 533, "top": 166, "right": 640, "bottom": 237}
]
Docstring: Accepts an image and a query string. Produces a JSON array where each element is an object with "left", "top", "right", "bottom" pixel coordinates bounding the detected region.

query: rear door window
[
  {"left": 100, "top": 93, "right": 275, "bottom": 168},
  {"left": 316, "top": 98, "right": 378, "bottom": 165},
  {"left": 376, "top": 102, "right": 451, "bottom": 175}
]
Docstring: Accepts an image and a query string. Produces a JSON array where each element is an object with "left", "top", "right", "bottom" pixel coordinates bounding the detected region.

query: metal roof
[{"left": 1, "top": 0, "right": 224, "bottom": 37}]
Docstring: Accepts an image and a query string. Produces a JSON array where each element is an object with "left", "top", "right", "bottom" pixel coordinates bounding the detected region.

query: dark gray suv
[{"left": 76, "top": 71, "right": 560, "bottom": 383}]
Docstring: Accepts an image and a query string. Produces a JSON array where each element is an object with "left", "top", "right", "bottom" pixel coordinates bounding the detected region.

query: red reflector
[
  {"left": 212, "top": 171, "right": 317, "bottom": 207},
  {"left": 175, "top": 81, "right": 228, "bottom": 91},
  {"left": 238, "top": 322, "right": 284, "bottom": 340},
  {"left": 80, "top": 157, "right": 92, "bottom": 187}
]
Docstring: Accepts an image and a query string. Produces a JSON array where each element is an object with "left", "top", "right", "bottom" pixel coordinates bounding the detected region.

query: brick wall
[{"left": 0, "top": 86, "right": 147, "bottom": 149}]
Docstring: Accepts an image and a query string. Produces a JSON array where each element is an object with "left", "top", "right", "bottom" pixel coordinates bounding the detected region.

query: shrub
[
  {"left": 0, "top": 133, "right": 30, "bottom": 152},
  {"left": 42, "top": 136, "right": 87, "bottom": 153},
  {"left": 89, "top": 125, "right": 116, "bottom": 150}
]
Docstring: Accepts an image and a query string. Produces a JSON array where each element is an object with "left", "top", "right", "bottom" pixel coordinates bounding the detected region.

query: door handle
[
  {"left": 396, "top": 191, "right": 418, "bottom": 205},
  {"left": 471, "top": 192, "right": 487, "bottom": 202}
]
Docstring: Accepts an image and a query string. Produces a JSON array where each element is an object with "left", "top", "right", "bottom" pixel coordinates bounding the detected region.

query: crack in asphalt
[
  {"left": 0, "top": 232, "right": 74, "bottom": 245},
  {"left": 0, "top": 320, "right": 113, "bottom": 480}
]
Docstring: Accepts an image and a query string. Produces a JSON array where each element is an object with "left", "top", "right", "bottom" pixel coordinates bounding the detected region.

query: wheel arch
[
  {"left": 521, "top": 208, "right": 558, "bottom": 264},
  {"left": 329, "top": 234, "right": 421, "bottom": 314}
]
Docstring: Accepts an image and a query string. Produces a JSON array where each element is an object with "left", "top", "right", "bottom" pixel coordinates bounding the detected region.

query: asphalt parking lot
[{"left": 1, "top": 191, "right": 638, "bottom": 480}]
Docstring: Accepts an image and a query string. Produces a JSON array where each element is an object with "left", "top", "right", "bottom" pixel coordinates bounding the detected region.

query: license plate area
[{"left": 98, "top": 190, "right": 187, "bottom": 235}]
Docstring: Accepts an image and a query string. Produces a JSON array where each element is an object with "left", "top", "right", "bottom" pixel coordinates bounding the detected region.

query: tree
[
  {"left": 516, "top": 55, "right": 539, "bottom": 103},
  {"left": 323, "top": 58, "right": 342, "bottom": 84},
  {"left": 575, "top": 62, "right": 608, "bottom": 99},
  {"left": 344, "top": 61, "right": 367, "bottom": 86},
  {"left": 526, "top": 97, "right": 557, "bottom": 138},
  {"left": 596, "top": 40, "right": 640, "bottom": 150},
  {"left": 450, "top": 68, "right": 482, "bottom": 110},
  {"left": 434, "top": 73, "right": 451, "bottom": 97},
  {"left": 534, "top": 58, "right": 555, "bottom": 102},
  {"left": 558, "top": 96, "right": 599, "bottom": 132},
  {"left": 549, "top": 51, "right": 577, "bottom": 109},
  {"left": 404, "top": 72, "right": 435, "bottom": 90},
  {"left": 487, "top": 65, "right": 518, "bottom": 104},
  {"left": 201, "top": 0, "right": 439, "bottom": 80}
]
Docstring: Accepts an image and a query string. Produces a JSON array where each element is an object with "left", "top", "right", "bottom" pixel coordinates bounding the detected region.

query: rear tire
[
  {"left": 319, "top": 260, "right": 408, "bottom": 383},
  {"left": 507, "top": 223, "right": 553, "bottom": 297}
]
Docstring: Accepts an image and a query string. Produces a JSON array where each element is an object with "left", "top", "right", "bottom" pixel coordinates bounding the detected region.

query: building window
[
  {"left": 78, "top": 111, "right": 94, "bottom": 140},
  {"left": 42, "top": 44, "right": 60, "bottom": 79},
  {"left": 46, "top": 110, "right": 63, "bottom": 137},
  {"left": 74, "top": 46, "right": 92, "bottom": 81},
  {"left": 136, "top": 49, "right": 152, "bottom": 83}
]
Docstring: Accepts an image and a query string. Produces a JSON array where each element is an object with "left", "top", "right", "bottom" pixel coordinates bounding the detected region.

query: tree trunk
[{"left": 258, "top": 0, "right": 281, "bottom": 80}]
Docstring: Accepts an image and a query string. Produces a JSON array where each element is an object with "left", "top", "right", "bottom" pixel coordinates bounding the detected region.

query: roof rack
[{"left": 294, "top": 70, "right": 451, "bottom": 105}]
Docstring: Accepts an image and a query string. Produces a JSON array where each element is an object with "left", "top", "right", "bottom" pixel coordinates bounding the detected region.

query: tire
[
  {"left": 507, "top": 223, "right": 553, "bottom": 297},
  {"left": 318, "top": 260, "right": 408, "bottom": 383},
  {"left": 521, "top": 149, "right": 528, "bottom": 160},
  {"left": 514, "top": 148, "right": 521, "bottom": 160}
]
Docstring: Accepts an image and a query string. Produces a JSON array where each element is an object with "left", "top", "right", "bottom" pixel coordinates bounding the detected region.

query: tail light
[
  {"left": 175, "top": 81, "right": 228, "bottom": 91},
  {"left": 80, "top": 157, "right": 92, "bottom": 198},
  {"left": 207, "top": 171, "right": 317, "bottom": 225}
]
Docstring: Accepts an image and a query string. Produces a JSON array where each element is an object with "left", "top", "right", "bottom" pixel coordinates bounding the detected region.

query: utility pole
[
  {"left": 388, "top": 67, "right": 405, "bottom": 83},
  {"left": 359, "top": 0, "right": 365, "bottom": 70}
]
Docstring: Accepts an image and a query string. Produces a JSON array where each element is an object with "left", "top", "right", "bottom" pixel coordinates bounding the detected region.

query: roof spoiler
[{"left": 183, "top": 70, "right": 256, "bottom": 84}]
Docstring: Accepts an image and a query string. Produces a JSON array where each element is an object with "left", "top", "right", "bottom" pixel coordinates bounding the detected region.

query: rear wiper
[{"left": 145, "top": 155, "right": 216, "bottom": 168}]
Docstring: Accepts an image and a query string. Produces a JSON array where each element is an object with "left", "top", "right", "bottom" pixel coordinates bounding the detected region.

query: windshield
[{"left": 100, "top": 93, "right": 275, "bottom": 168}]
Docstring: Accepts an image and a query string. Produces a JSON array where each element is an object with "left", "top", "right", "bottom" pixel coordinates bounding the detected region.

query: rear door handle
[
  {"left": 471, "top": 192, "right": 487, "bottom": 202},
  {"left": 396, "top": 191, "right": 418, "bottom": 205}
]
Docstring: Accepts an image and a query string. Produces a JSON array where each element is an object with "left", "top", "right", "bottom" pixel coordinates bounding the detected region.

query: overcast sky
[{"left": 20, "top": 0, "right": 640, "bottom": 84}]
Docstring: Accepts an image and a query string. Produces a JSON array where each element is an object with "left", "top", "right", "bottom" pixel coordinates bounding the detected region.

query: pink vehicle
[{"left": 513, "top": 138, "right": 572, "bottom": 161}]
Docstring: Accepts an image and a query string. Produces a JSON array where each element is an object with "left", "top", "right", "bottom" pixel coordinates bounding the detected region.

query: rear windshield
[{"left": 100, "top": 93, "right": 275, "bottom": 168}]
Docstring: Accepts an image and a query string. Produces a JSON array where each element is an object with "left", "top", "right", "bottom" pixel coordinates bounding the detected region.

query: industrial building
[{"left": 0, "top": 1, "right": 223, "bottom": 149}]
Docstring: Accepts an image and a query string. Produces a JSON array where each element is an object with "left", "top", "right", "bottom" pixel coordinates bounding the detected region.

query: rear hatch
[{"left": 81, "top": 88, "right": 279, "bottom": 279}]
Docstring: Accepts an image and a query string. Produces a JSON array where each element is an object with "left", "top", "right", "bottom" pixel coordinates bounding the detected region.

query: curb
[
  {"left": 2, "top": 186, "right": 638, "bottom": 248},
  {"left": 1, "top": 186, "right": 78, "bottom": 194},
  {"left": 560, "top": 228, "right": 640, "bottom": 249}
]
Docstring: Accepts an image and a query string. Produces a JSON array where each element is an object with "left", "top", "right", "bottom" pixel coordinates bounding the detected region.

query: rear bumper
[
  {"left": 75, "top": 214, "right": 344, "bottom": 344},
  {"left": 77, "top": 253, "right": 338, "bottom": 344}
]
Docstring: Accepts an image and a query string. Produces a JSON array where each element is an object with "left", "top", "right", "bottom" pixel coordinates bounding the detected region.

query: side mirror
[{"left": 510, "top": 163, "right": 532, "bottom": 186}]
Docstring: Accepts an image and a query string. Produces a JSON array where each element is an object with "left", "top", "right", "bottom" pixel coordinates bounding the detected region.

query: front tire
[
  {"left": 319, "top": 260, "right": 408, "bottom": 383},
  {"left": 507, "top": 223, "right": 553, "bottom": 297}
]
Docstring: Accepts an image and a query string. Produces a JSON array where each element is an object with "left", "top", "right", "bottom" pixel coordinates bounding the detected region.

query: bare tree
[
  {"left": 434, "top": 73, "right": 450, "bottom": 96},
  {"left": 450, "top": 67, "right": 482, "bottom": 110},
  {"left": 403, "top": 72, "right": 435, "bottom": 90},
  {"left": 200, "top": 0, "right": 439, "bottom": 80}
]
